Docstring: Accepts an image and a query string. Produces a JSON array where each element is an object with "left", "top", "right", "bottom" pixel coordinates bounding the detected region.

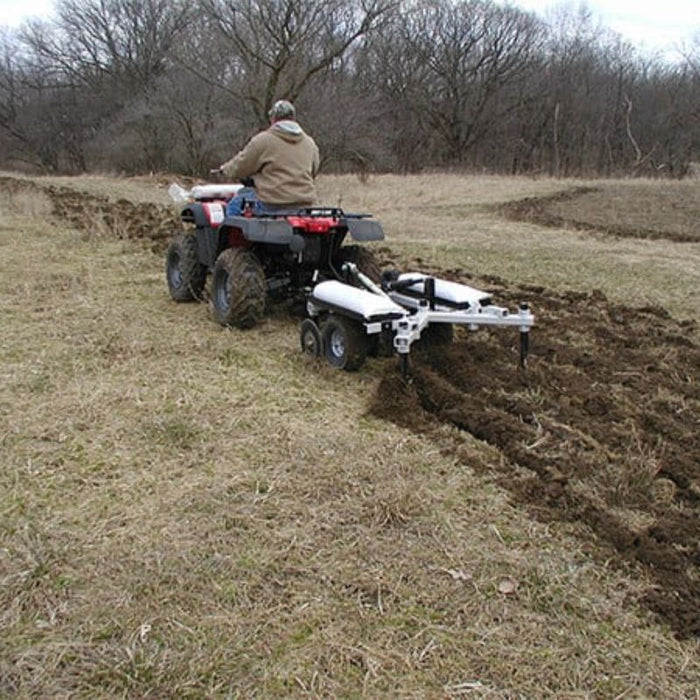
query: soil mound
[{"left": 0, "top": 175, "right": 180, "bottom": 247}]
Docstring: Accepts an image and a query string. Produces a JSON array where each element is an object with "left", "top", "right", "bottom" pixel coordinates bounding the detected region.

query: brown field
[
  {"left": 498, "top": 181, "right": 700, "bottom": 243},
  {"left": 1, "top": 173, "right": 698, "bottom": 697}
]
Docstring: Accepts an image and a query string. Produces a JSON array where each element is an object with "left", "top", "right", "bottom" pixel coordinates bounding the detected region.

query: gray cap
[{"left": 268, "top": 100, "right": 296, "bottom": 120}]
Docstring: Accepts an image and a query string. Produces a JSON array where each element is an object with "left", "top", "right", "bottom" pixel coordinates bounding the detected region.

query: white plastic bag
[{"left": 168, "top": 183, "right": 191, "bottom": 203}]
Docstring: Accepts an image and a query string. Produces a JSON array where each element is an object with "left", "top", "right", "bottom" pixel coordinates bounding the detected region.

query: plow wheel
[
  {"left": 321, "top": 315, "right": 369, "bottom": 371},
  {"left": 300, "top": 319, "right": 323, "bottom": 357}
]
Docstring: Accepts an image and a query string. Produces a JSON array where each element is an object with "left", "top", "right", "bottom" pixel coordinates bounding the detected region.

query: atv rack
[{"left": 304, "top": 263, "right": 534, "bottom": 376}]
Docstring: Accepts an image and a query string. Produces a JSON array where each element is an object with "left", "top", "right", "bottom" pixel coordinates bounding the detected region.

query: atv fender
[
  {"left": 223, "top": 216, "right": 295, "bottom": 244},
  {"left": 181, "top": 202, "right": 221, "bottom": 228},
  {"left": 345, "top": 218, "right": 384, "bottom": 242},
  {"left": 181, "top": 203, "right": 207, "bottom": 227}
]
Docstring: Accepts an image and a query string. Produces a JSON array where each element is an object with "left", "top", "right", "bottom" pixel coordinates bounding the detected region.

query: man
[{"left": 218, "top": 100, "right": 320, "bottom": 213}]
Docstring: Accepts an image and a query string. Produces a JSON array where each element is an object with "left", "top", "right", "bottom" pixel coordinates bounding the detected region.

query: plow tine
[
  {"left": 400, "top": 354, "right": 410, "bottom": 380},
  {"left": 519, "top": 302, "right": 531, "bottom": 369},
  {"left": 519, "top": 331, "right": 530, "bottom": 368}
]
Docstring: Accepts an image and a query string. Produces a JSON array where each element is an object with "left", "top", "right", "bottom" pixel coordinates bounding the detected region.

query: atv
[{"left": 165, "top": 182, "right": 384, "bottom": 329}]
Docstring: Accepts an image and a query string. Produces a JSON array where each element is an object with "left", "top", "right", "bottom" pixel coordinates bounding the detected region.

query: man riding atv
[
  {"left": 215, "top": 100, "right": 320, "bottom": 214},
  {"left": 166, "top": 98, "right": 384, "bottom": 331}
]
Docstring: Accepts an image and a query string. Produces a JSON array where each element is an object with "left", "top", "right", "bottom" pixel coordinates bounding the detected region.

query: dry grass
[
  {"left": 1, "top": 179, "right": 699, "bottom": 696},
  {"left": 545, "top": 180, "right": 700, "bottom": 241},
  {"left": 318, "top": 174, "right": 700, "bottom": 327}
]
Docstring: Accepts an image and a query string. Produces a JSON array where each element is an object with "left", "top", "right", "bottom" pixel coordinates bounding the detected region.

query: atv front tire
[
  {"left": 334, "top": 245, "right": 381, "bottom": 283},
  {"left": 166, "top": 233, "right": 206, "bottom": 302},
  {"left": 211, "top": 248, "right": 265, "bottom": 329},
  {"left": 321, "top": 315, "right": 369, "bottom": 371}
]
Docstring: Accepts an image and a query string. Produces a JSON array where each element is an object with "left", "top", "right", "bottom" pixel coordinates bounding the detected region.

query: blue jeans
[
  {"left": 226, "top": 190, "right": 306, "bottom": 217},
  {"left": 225, "top": 187, "right": 260, "bottom": 216}
]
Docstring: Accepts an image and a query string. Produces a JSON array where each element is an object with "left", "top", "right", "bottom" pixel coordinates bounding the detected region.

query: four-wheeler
[{"left": 165, "top": 183, "right": 383, "bottom": 329}]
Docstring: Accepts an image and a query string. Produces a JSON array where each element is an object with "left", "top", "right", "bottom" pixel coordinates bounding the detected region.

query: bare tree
[
  {"left": 199, "top": 0, "right": 396, "bottom": 125},
  {"left": 0, "top": 28, "right": 89, "bottom": 171},
  {"left": 0, "top": 30, "right": 30, "bottom": 162},
  {"left": 1, "top": 0, "right": 697, "bottom": 177},
  {"left": 12, "top": 0, "right": 195, "bottom": 172},
  {"left": 20, "top": 0, "right": 193, "bottom": 90},
  {"left": 366, "top": 0, "right": 544, "bottom": 167}
]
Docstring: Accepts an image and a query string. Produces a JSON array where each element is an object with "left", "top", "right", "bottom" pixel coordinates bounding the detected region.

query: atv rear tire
[
  {"left": 334, "top": 245, "right": 381, "bottom": 283},
  {"left": 211, "top": 248, "right": 265, "bottom": 329},
  {"left": 166, "top": 233, "right": 206, "bottom": 302},
  {"left": 321, "top": 315, "right": 369, "bottom": 371}
]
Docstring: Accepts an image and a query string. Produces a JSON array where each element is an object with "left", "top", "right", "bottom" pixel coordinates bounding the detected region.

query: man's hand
[{"left": 209, "top": 167, "right": 225, "bottom": 181}]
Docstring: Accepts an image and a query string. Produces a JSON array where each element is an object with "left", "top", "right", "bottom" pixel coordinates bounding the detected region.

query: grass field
[{"left": 1, "top": 173, "right": 698, "bottom": 697}]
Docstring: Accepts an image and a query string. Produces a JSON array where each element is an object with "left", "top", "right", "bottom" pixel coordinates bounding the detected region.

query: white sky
[
  {"left": 0, "top": 0, "right": 698, "bottom": 58},
  {"left": 513, "top": 0, "right": 698, "bottom": 58},
  {"left": 0, "top": 0, "right": 53, "bottom": 27}
]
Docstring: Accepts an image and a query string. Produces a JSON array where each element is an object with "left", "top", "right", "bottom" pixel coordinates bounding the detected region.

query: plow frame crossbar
[{"left": 389, "top": 303, "right": 534, "bottom": 361}]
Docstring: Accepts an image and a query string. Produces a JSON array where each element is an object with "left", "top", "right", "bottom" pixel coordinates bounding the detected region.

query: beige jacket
[{"left": 221, "top": 120, "right": 320, "bottom": 205}]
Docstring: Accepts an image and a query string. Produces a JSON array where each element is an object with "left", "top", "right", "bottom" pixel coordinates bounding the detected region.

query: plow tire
[
  {"left": 300, "top": 319, "right": 323, "bottom": 357},
  {"left": 211, "top": 248, "right": 265, "bottom": 329},
  {"left": 166, "top": 233, "right": 206, "bottom": 302},
  {"left": 334, "top": 245, "right": 381, "bottom": 283},
  {"left": 322, "top": 315, "right": 369, "bottom": 371}
]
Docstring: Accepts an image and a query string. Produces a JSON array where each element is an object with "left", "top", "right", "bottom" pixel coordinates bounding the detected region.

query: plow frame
[{"left": 305, "top": 264, "right": 535, "bottom": 374}]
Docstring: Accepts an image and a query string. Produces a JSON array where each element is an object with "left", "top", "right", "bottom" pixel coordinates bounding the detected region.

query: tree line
[{"left": 1, "top": 0, "right": 698, "bottom": 178}]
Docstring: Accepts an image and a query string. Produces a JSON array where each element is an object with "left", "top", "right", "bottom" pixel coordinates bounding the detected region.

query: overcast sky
[
  {"left": 514, "top": 0, "right": 698, "bottom": 57},
  {"left": 1, "top": 0, "right": 697, "bottom": 59},
  {"left": 0, "top": 0, "right": 53, "bottom": 27}
]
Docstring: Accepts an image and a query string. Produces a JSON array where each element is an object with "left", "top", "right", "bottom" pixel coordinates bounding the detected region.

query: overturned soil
[
  {"left": 498, "top": 184, "right": 700, "bottom": 242},
  {"left": 371, "top": 261, "right": 700, "bottom": 639},
  {"left": 5, "top": 174, "right": 699, "bottom": 638},
  {"left": 0, "top": 175, "right": 180, "bottom": 246}
]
